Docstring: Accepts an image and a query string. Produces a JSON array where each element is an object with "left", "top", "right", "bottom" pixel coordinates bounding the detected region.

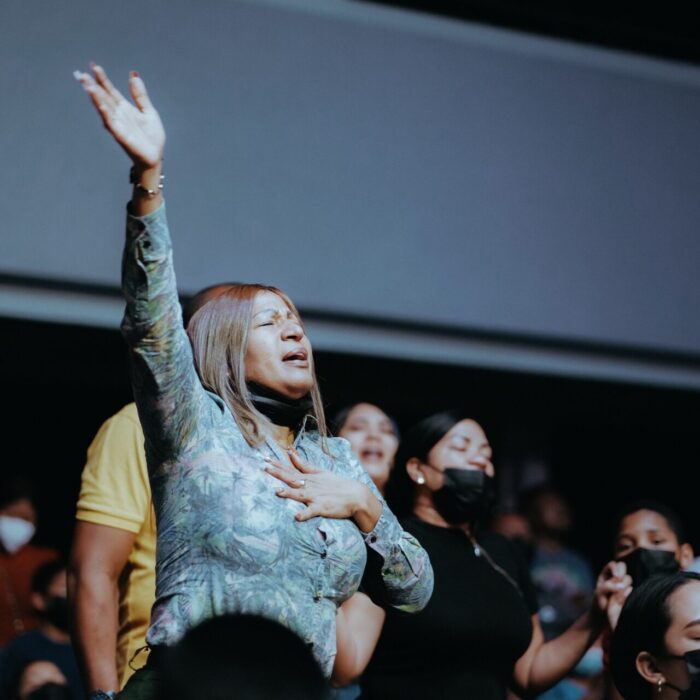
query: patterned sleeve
[
  {"left": 334, "top": 439, "right": 434, "bottom": 613},
  {"left": 121, "top": 203, "right": 209, "bottom": 465}
]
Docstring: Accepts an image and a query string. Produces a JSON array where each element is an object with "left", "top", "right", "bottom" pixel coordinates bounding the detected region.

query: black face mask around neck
[
  {"left": 424, "top": 465, "right": 496, "bottom": 525},
  {"left": 247, "top": 382, "right": 314, "bottom": 430},
  {"left": 616, "top": 547, "right": 680, "bottom": 587}
]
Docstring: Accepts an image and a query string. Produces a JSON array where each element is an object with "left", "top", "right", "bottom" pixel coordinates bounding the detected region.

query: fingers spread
[
  {"left": 288, "top": 449, "right": 318, "bottom": 474},
  {"left": 296, "top": 505, "right": 321, "bottom": 522},
  {"left": 75, "top": 70, "right": 117, "bottom": 121},
  {"left": 128, "top": 71, "right": 152, "bottom": 112},
  {"left": 275, "top": 488, "right": 308, "bottom": 504},
  {"left": 265, "top": 465, "right": 305, "bottom": 488},
  {"left": 91, "top": 63, "right": 125, "bottom": 104}
]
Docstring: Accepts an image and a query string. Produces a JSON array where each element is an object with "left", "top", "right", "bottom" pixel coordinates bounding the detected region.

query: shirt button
[
  {"left": 320, "top": 551, "right": 327, "bottom": 559},
  {"left": 369, "top": 535, "right": 377, "bottom": 543}
]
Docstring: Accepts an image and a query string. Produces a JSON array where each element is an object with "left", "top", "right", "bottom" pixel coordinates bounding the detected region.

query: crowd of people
[{"left": 1, "top": 64, "right": 697, "bottom": 700}]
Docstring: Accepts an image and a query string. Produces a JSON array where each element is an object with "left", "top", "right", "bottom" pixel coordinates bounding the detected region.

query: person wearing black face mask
[
  {"left": 0, "top": 560, "right": 83, "bottom": 700},
  {"left": 609, "top": 501, "right": 695, "bottom": 630},
  {"left": 360, "top": 410, "right": 631, "bottom": 700},
  {"left": 611, "top": 571, "right": 700, "bottom": 699}
]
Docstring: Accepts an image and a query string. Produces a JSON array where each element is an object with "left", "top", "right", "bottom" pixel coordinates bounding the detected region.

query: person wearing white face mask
[{"left": 0, "top": 477, "right": 60, "bottom": 647}]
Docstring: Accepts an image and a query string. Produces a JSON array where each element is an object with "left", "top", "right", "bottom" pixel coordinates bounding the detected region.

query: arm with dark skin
[
  {"left": 511, "top": 561, "right": 631, "bottom": 698},
  {"left": 68, "top": 522, "right": 136, "bottom": 694}
]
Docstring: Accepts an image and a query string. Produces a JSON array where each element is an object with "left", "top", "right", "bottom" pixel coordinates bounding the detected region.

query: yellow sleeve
[{"left": 76, "top": 403, "right": 151, "bottom": 534}]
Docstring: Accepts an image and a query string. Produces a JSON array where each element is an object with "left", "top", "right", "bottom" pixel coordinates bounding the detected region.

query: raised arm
[
  {"left": 75, "top": 66, "right": 209, "bottom": 462},
  {"left": 74, "top": 65, "right": 164, "bottom": 217},
  {"left": 511, "top": 561, "right": 631, "bottom": 698}
]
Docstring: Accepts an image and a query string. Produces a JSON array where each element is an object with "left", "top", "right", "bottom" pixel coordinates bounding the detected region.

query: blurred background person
[
  {"left": 610, "top": 571, "right": 700, "bottom": 699},
  {"left": 335, "top": 403, "right": 399, "bottom": 494},
  {"left": 1, "top": 477, "right": 60, "bottom": 648},
  {"left": 523, "top": 487, "right": 603, "bottom": 700},
  {"left": 13, "top": 660, "right": 72, "bottom": 700},
  {"left": 0, "top": 560, "right": 82, "bottom": 699},
  {"left": 157, "top": 614, "right": 329, "bottom": 700},
  {"left": 362, "top": 410, "right": 629, "bottom": 699},
  {"left": 524, "top": 486, "right": 596, "bottom": 641},
  {"left": 490, "top": 508, "right": 535, "bottom": 566}
]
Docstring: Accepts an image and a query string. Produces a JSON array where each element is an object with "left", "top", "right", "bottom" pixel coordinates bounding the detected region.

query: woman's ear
[
  {"left": 636, "top": 651, "right": 665, "bottom": 687},
  {"left": 406, "top": 458, "right": 425, "bottom": 485},
  {"left": 679, "top": 542, "right": 695, "bottom": 570}
]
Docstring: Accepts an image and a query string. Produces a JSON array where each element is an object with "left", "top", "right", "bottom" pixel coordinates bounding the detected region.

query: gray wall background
[{"left": 1, "top": 0, "right": 699, "bottom": 359}]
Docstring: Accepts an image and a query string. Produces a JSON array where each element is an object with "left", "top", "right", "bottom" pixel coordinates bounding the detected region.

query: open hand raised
[{"left": 74, "top": 64, "right": 165, "bottom": 169}]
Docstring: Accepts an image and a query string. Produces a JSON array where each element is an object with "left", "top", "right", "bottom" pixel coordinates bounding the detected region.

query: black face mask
[
  {"left": 248, "top": 382, "right": 313, "bottom": 431},
  {"left": 661, "top": 650, "right": 700, "bottom": 699},
  {"left": 43, "top": 596, "right": 69, "bottom": 632},
  {"left": 427, "top": 467, "right": 496, "bottom": 525},
  {"left": 617, "top": 548, "right": 680, "bottom": 587}
]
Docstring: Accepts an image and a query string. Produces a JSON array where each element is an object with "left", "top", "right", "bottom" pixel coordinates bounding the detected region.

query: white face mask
[{"left": 0, "top": 515, "right": 36, "bottom": 554}]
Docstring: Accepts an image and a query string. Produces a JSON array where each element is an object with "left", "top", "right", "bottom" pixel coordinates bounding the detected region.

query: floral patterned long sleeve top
[{"left": 120, "top": 204, "right": 433, "bottom": 676}]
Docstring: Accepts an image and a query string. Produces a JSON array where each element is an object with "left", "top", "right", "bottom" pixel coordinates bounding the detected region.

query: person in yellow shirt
[
  {"left": 68, "top": 285, "right": 234, "bottom": 699},
  {"left": 69, "top": 403, "right": 154, "bottom": 695}
]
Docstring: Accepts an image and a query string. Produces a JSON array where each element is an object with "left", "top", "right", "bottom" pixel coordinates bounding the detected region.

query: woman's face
[
  {"left": 655, "top": 581, "right": 700, "bottom": 692},
  {"left": 244, "top": 291, "right": 314, "bottom": 400},
  {"left": 339, "top": 403, "right": 398, "bottom": 491},
  {"left": 420, "top": 419, "right": 494, "bottom": 490}
]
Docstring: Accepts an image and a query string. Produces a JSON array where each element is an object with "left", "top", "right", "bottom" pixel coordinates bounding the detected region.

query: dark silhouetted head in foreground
[{"left": 158, "top": 614, "right": 329, "bottom": 700}]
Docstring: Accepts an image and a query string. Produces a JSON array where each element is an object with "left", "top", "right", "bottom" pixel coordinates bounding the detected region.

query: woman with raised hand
[
  {"left": 360, "top": 410, "right": 631, "bottom": 699},
  {"left": 73, "top": 65, "right": 433, "bottom": 699}
]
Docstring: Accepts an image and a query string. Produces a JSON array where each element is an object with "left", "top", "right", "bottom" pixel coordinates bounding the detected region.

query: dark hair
[
  {"left": 610, "top": 571, "right": 700, "bottom": 699},
  {"left": 332, "top": 403, "right": 399, "bottom": 438},
  {"left": 31, "top": 559, "right": 66, "bottom": 596},
  {"left": 158, "top": 614, "right": 328, "bottom": 700},
  {"left": 613, "top": 500, "right": 687, "bottom": 547},
  {"left": 385, "top": 410, "right": 468, "bottom": 517},
  {"left": 0, "top": 475, "right": 35, "bottom": 511}
]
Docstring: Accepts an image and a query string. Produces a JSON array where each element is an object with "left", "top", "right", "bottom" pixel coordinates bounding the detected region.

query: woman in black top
[{"left": 361, "top": 410, "right": 631, "bottom": 699}]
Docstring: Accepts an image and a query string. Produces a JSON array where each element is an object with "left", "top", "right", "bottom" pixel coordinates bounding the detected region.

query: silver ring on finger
[{"left": 298, "top": 479, "right": 306, "bottom": 487}]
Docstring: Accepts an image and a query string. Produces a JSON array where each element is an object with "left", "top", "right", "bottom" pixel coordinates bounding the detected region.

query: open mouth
[
  {"left": 360, "top": 448, "right": 385, "bottom": 462},
  {"left": 282, "top": 348, "right": 309, "bottom": 367}
]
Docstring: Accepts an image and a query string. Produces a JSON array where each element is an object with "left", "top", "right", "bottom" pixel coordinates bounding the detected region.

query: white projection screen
[{"left": 1, "top": 0, "right": 700, "bottom": 384}]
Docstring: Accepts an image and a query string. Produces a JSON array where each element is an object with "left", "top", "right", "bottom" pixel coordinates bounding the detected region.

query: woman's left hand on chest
[{"left": 265, "top": 448, "right": 378, "bottom": 526}]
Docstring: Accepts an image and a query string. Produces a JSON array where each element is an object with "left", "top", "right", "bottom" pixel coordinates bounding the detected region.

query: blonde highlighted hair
[{"left": 185, "top": 283, "right": 327, "bottom": 446}]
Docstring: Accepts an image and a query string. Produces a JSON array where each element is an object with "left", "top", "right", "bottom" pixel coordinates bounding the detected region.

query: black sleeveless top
[{"left": 361, "top": 516, "right": 538, "bottom": 699}]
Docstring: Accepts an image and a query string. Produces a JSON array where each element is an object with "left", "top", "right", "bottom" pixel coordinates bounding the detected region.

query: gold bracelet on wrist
[{"left": 129, "top": 166, "right": 164, "bottom": 199}]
